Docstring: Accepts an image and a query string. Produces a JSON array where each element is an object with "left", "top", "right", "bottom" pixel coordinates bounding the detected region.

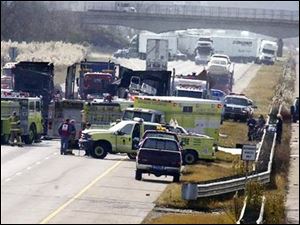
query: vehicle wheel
[
  {"left": 135, "top": 170, "right": 142, "bottom": 180},
  {"left": 91, "top": 143, "right": 108, "bottom": 159},
  {"left": 1, "top": 134, "right": 10, "bottom": 144},
  {"left": 24, "top": 124, "right": 36, "bottom": 144},
  {"left": 173, "top": 174, "right": 180, "bottom": 182},
  {"left": 292, "top": 115, "right": 297, "bottom": 123},
  {"left": 183, "top": 151, "right": 197, "bottom": 165},
  {"left": 127, "top": 153, "right": 137, "bottom": 160}
]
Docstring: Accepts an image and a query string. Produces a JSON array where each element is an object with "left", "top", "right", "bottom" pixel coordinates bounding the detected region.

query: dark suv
[
  {"left": 222, "top": 94, "right": 257, "bottom": 122},
  {"left": 136, "top": 137, "right": 182, "bottom": 182}
]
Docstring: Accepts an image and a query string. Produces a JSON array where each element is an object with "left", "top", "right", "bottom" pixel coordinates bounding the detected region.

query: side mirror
[
  {"left": 252, "top": 105, "right": 258, "bottom": 109},
  {"left": 180, "top": 141, "right": 185, "bottom": 147},
  {"left": 115, "top": 130, "right": 124, "bottom": 136}
]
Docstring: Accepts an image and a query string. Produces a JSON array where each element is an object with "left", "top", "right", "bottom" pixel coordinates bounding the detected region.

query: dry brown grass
[
  {"left": 144, "top": 213, "right": 235, "bottom": 224},
  {"left": 244, "top": 62, "right": 284, "bottom": 116},
  {"left": 219, "top": 121, "right": 248, "bottom": 148},
  {"left": 181, "top": 162, "right": 234, "bottom": 183}
]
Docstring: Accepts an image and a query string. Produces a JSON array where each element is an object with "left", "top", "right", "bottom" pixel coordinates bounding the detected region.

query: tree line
[{"left": 1, "top": 1, "right": 129, "bottom": 48}]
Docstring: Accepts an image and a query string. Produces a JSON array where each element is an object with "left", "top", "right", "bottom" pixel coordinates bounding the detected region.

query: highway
[{"left": 1, "top": 59, "right": 259, "bottom": 224}]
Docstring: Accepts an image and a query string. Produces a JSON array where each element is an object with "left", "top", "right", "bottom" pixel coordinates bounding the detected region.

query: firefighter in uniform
[{"left": 9, "top": 111, "right": 23, "bottom": 147}]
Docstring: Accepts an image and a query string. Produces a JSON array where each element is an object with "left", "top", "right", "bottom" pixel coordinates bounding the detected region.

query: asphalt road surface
[{"left": 1, "top": 57, "right": 260, "bottom": 224}]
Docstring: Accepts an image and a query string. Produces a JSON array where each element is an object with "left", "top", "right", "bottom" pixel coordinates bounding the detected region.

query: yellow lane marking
[{"left": 40, "top": 160, "right": 124, "bottom": 224}]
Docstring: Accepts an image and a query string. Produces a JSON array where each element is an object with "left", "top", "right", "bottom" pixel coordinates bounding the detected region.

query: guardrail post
[{"left": 182, "top": 183, "right": 198, "bottom": 200}]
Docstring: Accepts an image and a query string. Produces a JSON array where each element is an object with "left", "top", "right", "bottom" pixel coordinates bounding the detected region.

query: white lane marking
[
  {"left": 36, "top": 161, "right": 41, "bottom": 165},
  {"left": 15, "top": 172, "right": 22, "bottom": 176},
  {"left": 54, "top": 152, "right": 58, "bottom": 155},
  {"left": 45, "top": 157, "right": 49, "bottom": 160},
  {"left": 5, "top": 178, "right": 12, "bottom": 182},
  {"left": 27, "top": 166, "right": 32, "bottom": 170}
]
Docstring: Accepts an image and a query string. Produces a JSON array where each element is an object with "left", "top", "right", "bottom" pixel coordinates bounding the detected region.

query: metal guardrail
[{"left": 196, "top": 111, "right": 278, "bottom": 198}]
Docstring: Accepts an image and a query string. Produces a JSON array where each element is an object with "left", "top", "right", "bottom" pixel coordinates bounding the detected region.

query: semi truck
[
  {"left": 65, "top": 60, "right": 117, "bottom": 100},
  {"left": 146, "top": 39, "right": 168, "bottom": 71},
  {"left": 1, "top": 91, "right": 43, "bottom": 144},
  {"left": 177, "top": 33, "right": 199, "bottom": 60},
  {"left": 1, "top": 61, "right": 54, "bottom": 135},
  {"left": 256, "top": 40, "right": 278, "bottom": 65},
  {"left": 195, "top": 37, "right": 214, "bottom": 65}
]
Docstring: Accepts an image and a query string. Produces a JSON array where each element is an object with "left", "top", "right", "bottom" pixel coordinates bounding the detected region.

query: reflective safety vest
[{"left": 9, "top": 115, "right": 21, "bottom": 132}]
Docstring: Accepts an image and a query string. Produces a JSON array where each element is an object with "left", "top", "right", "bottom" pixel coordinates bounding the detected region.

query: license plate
[{"left": 152, "top": 165, "right": 164, "bottom": 170}]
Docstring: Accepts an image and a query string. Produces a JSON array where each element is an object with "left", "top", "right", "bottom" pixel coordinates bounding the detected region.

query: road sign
[{"left": 241, "top": 144, "right": 256, "bottom": 161}]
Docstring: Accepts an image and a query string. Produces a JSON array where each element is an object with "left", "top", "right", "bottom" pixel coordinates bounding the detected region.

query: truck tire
[
  {"left": 127, "top": 153, "right": 137, "bottom": 160},
  {"left": 135, "top": 170, "right": 142, "bottom": 181},
  {"left": 1, "top": 134, "right": 10, "bottom": 144},
  {"left": 91, "top": 143, "right": 108, "bottom": 159},
  {"left": 24, "top": 124, "right": 36, "bottom": 145},
  {"left": 183, "top": 150, "right": 198, "bottom": 165},
  {"left": 173, "top": 174, "right": 180, "bottom": 182}
]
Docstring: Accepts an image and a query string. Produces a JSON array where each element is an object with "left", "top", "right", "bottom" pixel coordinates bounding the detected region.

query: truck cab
[
  {"left": 79, "top": 119, "right": 161, "bottom": 159},
  {"left": 257, "top": 40, "right": 278, "bottom": 65}
]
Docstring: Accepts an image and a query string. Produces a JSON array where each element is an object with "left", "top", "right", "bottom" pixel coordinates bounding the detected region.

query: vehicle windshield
[
  {"left": 262, "top": 48, "right": 275, "bottom": 55},
  {"left": 225, "top": 97, "right": 249, "bottom": 106},
  {"left": 83, "top": 74, "right": 112, "bottom": 93},
  {"left": 210, "top": 59, "right": 227, "bottom": 65},
  {"left": 177, "top": 90, "right": 203, "bottom": 98},
  {"left": 123, "top": 110, "right": 153, "bottom": 122},
  {"left": 109, "top": 121, "right": 132, "bottom": 132},
  {"left": 196, "top": 46, "right": 212, "bottom": 55},
  {"left": 142, "top": 138, "right": 179, "bottom": 151}
]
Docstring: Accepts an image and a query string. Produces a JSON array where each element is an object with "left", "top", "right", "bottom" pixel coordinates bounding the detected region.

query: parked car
[
  {"left": 291, "top": 97, "right": 299, "bottom": 123},
  {"left": 113, "top": 49, "right": 129, "bottom": 58},
  {"left": 222, "top": 93, "right": 257, "bottom": 122},
  {"left": 136, "top": 137, "right": 182, "bottom": 182}
]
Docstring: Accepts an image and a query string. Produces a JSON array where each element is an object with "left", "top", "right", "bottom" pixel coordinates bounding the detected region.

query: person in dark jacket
[
  {"left": 276, "top": 114, "right": 283, "bottom": 144},
  {"left": 58, "top": 118, "right": 72, "bottom": 155},
  {"left": 247, "top": 115, "right": 257, "bottom": 141},
  {"left": 9, "top": 111, "right": 23, "bottom": 147}
]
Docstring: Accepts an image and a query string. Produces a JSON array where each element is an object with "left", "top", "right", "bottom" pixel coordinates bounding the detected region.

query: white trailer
[
  {"left": 138, "top": 32, "right": 177, "bottom": 60},
  {"left": 146, "top": 39, "right": 168, "bottom": 71},
  {"left": 212, "top": 36, "right": 260, "bottom": 63},
  {"left": 177, "top": 34, "right": 199, "bottom": 59}
]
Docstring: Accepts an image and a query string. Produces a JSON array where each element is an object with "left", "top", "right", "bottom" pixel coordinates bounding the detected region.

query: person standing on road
[
  {"left": 276, "top": 114, "right": 283, "bottom": 144},
  {"left": 66, "top": 119, "right": 76, "bottom": 155},
  {"left": 247, "top": 115, "right": 257, "bottom": 141},
  {"left": 9, "top": 111, "right": 23, "bottom": 147},
  {"left": 58, "top": 118, "right": 72, "bottom": 155},
  {"left": 83, "top": 122, "right": 92, "bottom": 156}
]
